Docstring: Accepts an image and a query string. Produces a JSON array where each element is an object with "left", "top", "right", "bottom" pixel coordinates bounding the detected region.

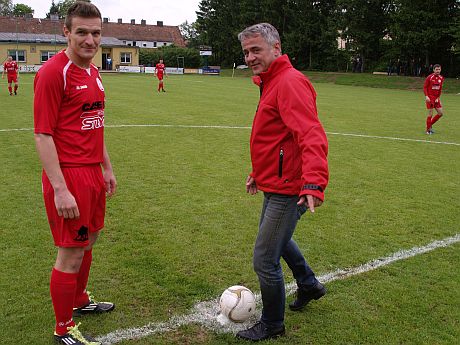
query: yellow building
[{"left": 0, "top": 32, "right": 138, "bottom": 71}]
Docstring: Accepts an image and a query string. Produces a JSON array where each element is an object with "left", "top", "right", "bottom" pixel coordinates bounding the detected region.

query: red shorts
[
  {"left": 157, "top": 73, "right": 164, "bottom": 81},
  {"left": 426, "top": 98, "right": 442, "bottom": 109},
  {"left": 42, "top": 165, "right": 106, "bottom": 247},
  {"left": 7, "top": 74, "right": 17, "bottom": 83}
]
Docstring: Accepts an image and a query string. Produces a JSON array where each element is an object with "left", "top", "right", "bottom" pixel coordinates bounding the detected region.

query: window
[
  {"left": 120, "top": 52, "right": 131, "bottom": 64},
  {"left": 40, "top": 51, "right": 56, "bottom": 63},
  {"left": 153, "top": 42, "right": 157, "bottom": 47},
  {"left": 163, "top": 43, "right": 167, "bottom": 46},
  {"left": 8, "top": 50, "right": 26, "bottom": 62}
]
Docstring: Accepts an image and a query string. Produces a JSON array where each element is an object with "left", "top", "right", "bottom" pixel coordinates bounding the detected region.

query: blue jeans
[{"left": 253, "top": 192, "right": 319, "bottom": 328}]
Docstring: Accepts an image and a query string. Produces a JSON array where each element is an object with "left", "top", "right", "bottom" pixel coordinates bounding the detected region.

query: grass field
[{"left": 0, "top": 71, "right": 459, "bottom": 345}]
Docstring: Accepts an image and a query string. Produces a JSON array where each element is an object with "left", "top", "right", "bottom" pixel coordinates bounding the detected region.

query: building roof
[
  {"left": 0, "top": 16, "right": 185, "bottom": 47},
  {"left": 0, "top": 32, "right": 126, "bottom": 46}
]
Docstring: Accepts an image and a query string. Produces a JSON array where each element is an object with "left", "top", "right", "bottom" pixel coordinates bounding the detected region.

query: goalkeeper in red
[
  {"left": 2, "top": 55, "right": 19, "bottom": 95},
  {"left": 424, "top": 64, "right": 445, "bottom": 134},
  {"left": 155, "top": 59, "right": 166, "bottom": 92}
]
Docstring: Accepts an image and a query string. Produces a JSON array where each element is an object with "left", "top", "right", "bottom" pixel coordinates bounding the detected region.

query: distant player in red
[
  {"left": 34, "top": 2, "right": 116, "bottom": 344},
  {"left": 155, "top": 59, "right": 166, "bottom": 92},
  {"left": 424, "top": 64, "right": 445, "bottom": 134},
  {"left": 2, "top": 55, "right": 19, "bottom": 95}
]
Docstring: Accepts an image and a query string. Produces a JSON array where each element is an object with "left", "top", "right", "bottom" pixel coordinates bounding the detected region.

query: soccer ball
[{"left": 219, "top": 285, "right": 256, "bottom": 322}]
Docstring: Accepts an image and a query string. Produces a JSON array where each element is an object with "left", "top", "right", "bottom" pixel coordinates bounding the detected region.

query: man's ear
[
  {"left": 273, "top": 41, "right": 281, "bottom": 57},
  {"left": 63, "top": 25, "right": 70, "bottom": 38}
]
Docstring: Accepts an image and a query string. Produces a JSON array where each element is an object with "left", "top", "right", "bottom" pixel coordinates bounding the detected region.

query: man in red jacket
[
  {"left": 236, "top": 23, "right": 329, "bottom": 341},
  {"left": 424, "top": 64, "right": 444, "bottom": 134}
]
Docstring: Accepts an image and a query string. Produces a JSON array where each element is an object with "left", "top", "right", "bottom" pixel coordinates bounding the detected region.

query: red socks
[
  {"left": 74, "top": 250, "right": 92, "bottom": 308},
  {"left": 426, "top": 116, "right": 432, "bottom": 131},
  {"left": 14, "top": 85, "right": 18, "bottom": 93},
  {"left": 50, "top": 268, "right": 77, "bottom": 335},
  {"left": 431, "top": 114, "right": 442, "bottom": 126},
  {"left": 8, "top": 86, "right": 12, "bottom": 94}
]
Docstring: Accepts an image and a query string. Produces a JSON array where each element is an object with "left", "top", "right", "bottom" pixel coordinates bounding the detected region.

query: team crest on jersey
[
  {"left": 81, "top": 109, "right": 104, "bottom": 130},
  {"left": 96, "top": 77, "right": 104, "bottom": 91}
]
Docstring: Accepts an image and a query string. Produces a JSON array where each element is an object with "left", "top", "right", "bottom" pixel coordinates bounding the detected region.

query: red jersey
[
  {"left": 424, "top": 73, "right": 444, "bottom": 99},
  {"left": 3, "top": 60, "right": 18, "bottom": 75},
  {"left": 34, "top": 50, "right": 105, "bottom": 167},
  {"left": 155, "top": 63, "right": 165, "bottom": 74}
]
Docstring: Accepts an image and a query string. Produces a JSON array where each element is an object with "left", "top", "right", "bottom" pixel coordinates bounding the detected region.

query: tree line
[{"left": 184, "top": 0, "right": 460, "bottom": 76}]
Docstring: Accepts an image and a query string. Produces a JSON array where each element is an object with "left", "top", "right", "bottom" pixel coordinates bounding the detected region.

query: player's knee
[{"left": 56, "top": 247, "right": 85, "bottom": 272}]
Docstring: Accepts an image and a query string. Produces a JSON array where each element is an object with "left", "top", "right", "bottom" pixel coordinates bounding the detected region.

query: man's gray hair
[{"left": 238, "top": 23, "right": 281, "bottom": 47}]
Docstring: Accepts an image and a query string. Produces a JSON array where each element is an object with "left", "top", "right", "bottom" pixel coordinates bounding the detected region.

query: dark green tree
[
  {"left": 386, "top": 0, "right": 459, "bottom": 76},
  {"left": 46, "top": 0, "right": 90, "bottom": 19},
  {"left": 12, "top": 3, "right": 34, "bottom": 17},
  {"left": 336, "top": 0, "right": 394, "bottom": 72}
]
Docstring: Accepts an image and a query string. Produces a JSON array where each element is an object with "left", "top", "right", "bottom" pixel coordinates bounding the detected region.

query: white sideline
[
  {"left": 1, "top": 124, "right": 459, "bottom": 146},
  {"left": 97, "top": 233, "right": 460, "bottom": 345}
]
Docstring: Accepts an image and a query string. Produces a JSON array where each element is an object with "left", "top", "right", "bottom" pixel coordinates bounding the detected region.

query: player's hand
[
  {"left": 246, "top": 175, "right": 258, "bottom": 195},
  {"left": 297, "top": 194, "right": 323, "bottom": 213},
  {"left": 425, "top": 96, "right": 430, "bottom": 102},
  {"left": 54, "top": 189, "right": 80, "bottom": 219},
  {"left": 104, "top": 169, "right": 117, "bottom": 197}
]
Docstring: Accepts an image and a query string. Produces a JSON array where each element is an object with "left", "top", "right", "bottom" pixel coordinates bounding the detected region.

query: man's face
[
  {"left": 159, "top": 59, "right": 163, "bottom": 64},
  {"left": 433, "top": 66, "right": 441, "bottom": 75},
  {"left": 7, "top": 56, "right": 12, "bottom": 62},
  {"left": 241, "top": 34, "right": 281, "bottom": 75},
  {"left": 64, "top": 16, "right": 102, "bottom": 64}
]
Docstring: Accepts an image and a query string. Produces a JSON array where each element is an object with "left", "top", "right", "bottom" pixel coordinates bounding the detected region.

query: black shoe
[
  {"left": 236, "top": 321, "right": 285, "bottom": 341},
  {"left": 73, "top": 298, "right": 115, "bottom": 316},
  {"left": 289, "top": 281, "right": 326, "bottom": 311},
  {"left": 14, "top": 91, "right": 17, "bottom": 95},
  {"left": 9, "top": 92, "right": 12, "bottom": 96},
  {"left": 162, "top": 89, "right": 166, "bottom": 92},
  {"left": 54, "top": 323, "right": 100, "bottom": 344}
]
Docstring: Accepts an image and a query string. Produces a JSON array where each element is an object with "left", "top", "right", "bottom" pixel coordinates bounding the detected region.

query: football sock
[
  {"left": 431, "top": 114, "right": 442, "bottom": 126},
  {"left": 426, "top": 116, "right": 432, "bottom": 131},
  {"left": 50, "top": 268, "right": 77, "bottom": 335},
  {"left": 14, "top": 85, "right": 18, "bottom": 93},
  {"left": 8, "top": 86, "right": 12, "bottom": 94},
  {"left": 74, "top": 249, "right": 92, "bottom": 308}
]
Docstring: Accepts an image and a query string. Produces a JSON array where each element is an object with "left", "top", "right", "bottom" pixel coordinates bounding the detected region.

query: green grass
[
  {"left": 224, "top": 68, "right": 460, "bottom": 94},
  {"left": 0, "top": 72, "right": 459, "bottom": 344}
]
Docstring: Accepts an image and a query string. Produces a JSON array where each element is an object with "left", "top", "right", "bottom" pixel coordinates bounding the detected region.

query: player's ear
[{"left": 63, "top": 25, "right": 70, "bottom": 38}]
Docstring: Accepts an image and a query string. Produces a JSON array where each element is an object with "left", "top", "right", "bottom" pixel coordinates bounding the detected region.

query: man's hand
[
  {"left": 246, "top": 175, "right": 258, "bottom": 195},
  {"left": 54, "top": 188, "right": 80, "bottom": 219},
  {"left": 425, "top": 96, "right": 430, "bottom": 102},
  {"left": 104, "top": 169, "right": 117, "bottom": 197},
  {"left": 297, "top": 194, "right": 323, "bottom": 213}
]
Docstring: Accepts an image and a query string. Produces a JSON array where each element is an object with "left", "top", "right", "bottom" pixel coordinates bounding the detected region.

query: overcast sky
[{"left": 17, "top": 0, "right": 202, "bottom": 26}]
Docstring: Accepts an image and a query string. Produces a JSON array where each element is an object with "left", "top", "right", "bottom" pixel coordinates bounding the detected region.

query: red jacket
[{"left": 249, "top": 55, "right": 329, "bottom": 201}]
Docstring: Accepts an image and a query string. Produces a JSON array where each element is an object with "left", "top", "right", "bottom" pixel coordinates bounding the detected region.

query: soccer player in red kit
[
  {"left": 155, "top": 59, "right": 166, "bottom": 92},
  {"left": 33, "top": 2, "right": 116, "bottom": 344},
  {"left": 2, "top": 55, "right": 19, "bottom": 95},
  {"left": 424, "top": 64, "right": 445, "bottom": 134}
]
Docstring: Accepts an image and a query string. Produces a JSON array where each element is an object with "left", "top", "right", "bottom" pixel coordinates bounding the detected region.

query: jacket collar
[{"left": 259, "top": 54, "right": 292, "bottom": 84}]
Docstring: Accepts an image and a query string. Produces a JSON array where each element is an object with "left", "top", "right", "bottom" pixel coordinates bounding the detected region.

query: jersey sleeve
[
  {"left": 277, "top": 74, "right": 329, "bottom": 200},
  {"left": 34, "top": 66, "right": 65, "bottom": 135},
  {"left": 423, "top": 76, "right": 431, "bottom": 96}
]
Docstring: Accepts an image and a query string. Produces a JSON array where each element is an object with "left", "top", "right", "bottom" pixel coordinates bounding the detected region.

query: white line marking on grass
[
  {"left": 1, "top": 124, "right": 459, "bottom": 146},
  {"left": 326, "top": 131, "right": 460, "bottom": 146},
  {"left": 97, "top": 233, "right": 460, "bottom": 345},
  {"left": 0, "top": 127, "right": 33, "bottom": 132}
]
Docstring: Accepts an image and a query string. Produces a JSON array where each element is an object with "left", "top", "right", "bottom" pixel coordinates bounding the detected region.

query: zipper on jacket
[{"left": 278, "top": 148, "right": 284, "bottom": 177}]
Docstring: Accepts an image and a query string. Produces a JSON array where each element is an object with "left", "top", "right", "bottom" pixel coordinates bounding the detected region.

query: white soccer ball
[{"left": 219, "top": 285, "right": 256, "bottom": 322}]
